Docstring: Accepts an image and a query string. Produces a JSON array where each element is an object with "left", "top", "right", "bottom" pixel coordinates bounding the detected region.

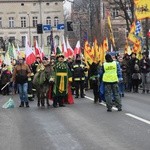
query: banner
[
  {"left": 128, "top": 21, "right": 138, "bottom": 43},
  {"left": 134, "top": 0, "right": 150, "bottom": 20},
  {"left": 107, "top": 13, "right": 116, "bottom": 47},
  {"left": 84, "top": 41, "right": 93, "bottom": 66}
]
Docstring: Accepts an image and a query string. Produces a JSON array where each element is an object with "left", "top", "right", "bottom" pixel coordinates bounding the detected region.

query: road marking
[
  {"left": 126, "top": 113, "right": 150, "bottom": 125},
  {"left": 85, "top": 96, "right": 150, "bottom": 125},
  {"left": 85, "top": 96, "right": 117, "bottom": 110}
]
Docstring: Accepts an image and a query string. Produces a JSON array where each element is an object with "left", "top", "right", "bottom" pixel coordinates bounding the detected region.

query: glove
[
  {"left": 68, "top": 77, "right": 72, "bottom": 82},
  {"left": 49, "top": 77, "right": 54, "bottom": 82},
  {"left": 119, "top": 78, "right": 123, "bottom": 82}
]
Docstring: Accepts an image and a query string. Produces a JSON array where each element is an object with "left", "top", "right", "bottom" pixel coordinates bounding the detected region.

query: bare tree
[{"left": 107, "top": 0, "right": 134, "bottom": 32}]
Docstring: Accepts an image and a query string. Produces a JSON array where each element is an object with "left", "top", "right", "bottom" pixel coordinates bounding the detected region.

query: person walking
[
  {"left": 12, "top": 57, "right": 31, "bottom": 107},
  {"left": 72, "top": 54, "right": 87, "bottom": 98},
  {"left": 52, "top": 49, "right": 72, "bottom": 108},
  {"left": 139, "top": 52, "right": 150, "bottom": 94},
  {"left": 101, "top": 54, "right": 122, "bottom": 112}
]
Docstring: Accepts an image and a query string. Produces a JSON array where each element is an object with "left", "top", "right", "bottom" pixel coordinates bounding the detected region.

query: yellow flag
[
  {"left": 134, "top": 0, "right": 150, "bottom": 20},
  {"left": 128, "top": 21, "right": 138, "bottom": 43},
  {"left": 99, "top": 44, "right": 105, "bottom": 65},
  {"left": 107, "top": 14, "right": 116, "bottom": 47},
  {"left": 103, "top": 37, "right": 109, "bottom": 52},
  {"left": 127, "top": 45, "right": 132, "bottom": 55},
  {"left": 93, "top": 39, "right": 100, "bottom": 63},
  {"left": 133, "top": 39, "right": 141, "bottom": 54},
  {"left": 84, "top": 41, "right": 93, "bottom": 67},
  {"left": 108, "top": 15, "right": 112, "bottom": 32},
  {"left": 124, "top": 39, "right": 128, "bottom": 54}
]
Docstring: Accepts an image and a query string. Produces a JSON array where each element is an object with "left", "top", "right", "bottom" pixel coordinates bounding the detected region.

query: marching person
[
  {"left": 128, "top": 52, "right": 139, "bottom": 92},
  {"left": 12, "top": 57, "right": 31, "bottom": 107},
  {"left": 31, "top": 55, "right": 41, "bottom": 74},
  {"left": 139, "top": 52, "right": 150, "bottom": 94},
  {"left": 88, "top": 61, "right": 100, "bottom": 103},
  {"left": 72, "top": 54, "right": 87, "bottom": 98},
  {"left": 52, "top": 49, "right": 72, "bottom": 108},
  {"left": 101, "top": 54, "right": 122, "bottom": 112},
  {"left": 1, "top": 65, "right": 12, "bottom": 95}
]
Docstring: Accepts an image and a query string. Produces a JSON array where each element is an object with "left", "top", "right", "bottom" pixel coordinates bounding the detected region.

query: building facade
[{"left": 0, "top": 0, "right": 64, "bottom": 55}]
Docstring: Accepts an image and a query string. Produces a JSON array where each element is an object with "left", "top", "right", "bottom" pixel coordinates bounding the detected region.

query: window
[
  {"left": 9, "top": 36, "right": 15, "bottom": 43},
  {"left": 9, "top": 17, "right": 14, "bottom": 28},
  {"left": 0, "top": 17, "right": 2, "bottom": 28},
  {"left": 46, "top": 3, "right": 49, "bottom": 6},
  {"left": 33, "top": 16, "right": 38, "bottom": 27},
  {"left": 0, "top": 37, "right": 3, "bottom": 48},
  {"left": 21, "top": 17, "right": 26, "bottom": 28},
  {"left": 21, "top": 36, "right": 26, "bottom": 47},
  {"left": 126, "top": 6, "right": 132, "bottom": 18},
  {"left": 46, "top": 17, "right": 51, "bottom": 25},
  {"left": 47, "top": 36, "right": 50, "bottom": 46},
  {"left": 112, "top": 8, "right": 119, "bottom": 18},
  {"left": 54, "top": 17, "right": 59, "bottom": 27}
]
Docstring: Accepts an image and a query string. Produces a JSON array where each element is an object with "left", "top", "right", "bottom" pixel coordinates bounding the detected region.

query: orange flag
[
  {"left": 103, "top": 37, "right": 109, "bottom": 52},
  {"left": 128, "top": 21, "right": 138, "bottom": 43}
]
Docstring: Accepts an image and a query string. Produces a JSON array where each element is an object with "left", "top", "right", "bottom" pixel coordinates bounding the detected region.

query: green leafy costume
[{"left": 53, "top": 61, "right": 72, "bottom": 97}]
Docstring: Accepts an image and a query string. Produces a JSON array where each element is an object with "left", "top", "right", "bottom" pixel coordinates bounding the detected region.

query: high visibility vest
[{"left": 102, "top": 61, "right": 118, "bottom": 82}]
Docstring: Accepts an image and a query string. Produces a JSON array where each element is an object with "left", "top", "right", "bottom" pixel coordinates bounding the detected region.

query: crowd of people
[{"left": 0, "top": 50, "right": 149, "bottom": 112}]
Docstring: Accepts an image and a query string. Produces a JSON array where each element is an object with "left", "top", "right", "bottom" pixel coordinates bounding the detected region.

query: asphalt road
[{"left": 0, "top": 90, "right": 150, "bottom": 150}]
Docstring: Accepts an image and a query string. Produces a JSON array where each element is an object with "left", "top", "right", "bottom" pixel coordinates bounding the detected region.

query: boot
[
  {"left": 94, "top": 96, "right": 98, "bottom": 104},
  {"left": 25, "top": 102, "right": 30, "bottom": 108},
  {"left": 19, "top": 102, "right": 24, "bottom": 107},
  {"left": 28, "top": 97, "right": 34, "bottom": 101}
]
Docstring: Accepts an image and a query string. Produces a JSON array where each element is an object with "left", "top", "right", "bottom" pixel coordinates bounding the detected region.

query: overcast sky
[
  {"left": 64, "top": 0, "right": 71, "bottom": 11},
  {"left": 63, "top": 0, "right": 72, "bottom": 18}
]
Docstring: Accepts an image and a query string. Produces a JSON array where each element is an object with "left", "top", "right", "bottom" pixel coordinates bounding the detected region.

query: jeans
[
  {"left": 118, "top": 82, "right": 125, "bottom": 95},
  {"left": 18, "top": 83, "right": 28, "bottom": 103},
  {"left": 141, "top": 73, "right": 150, "bottom": 91}
]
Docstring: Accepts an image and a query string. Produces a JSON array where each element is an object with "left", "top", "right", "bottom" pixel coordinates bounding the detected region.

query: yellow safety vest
[{"left": 102, "top": 61, "right": 118, "bottom": 82}]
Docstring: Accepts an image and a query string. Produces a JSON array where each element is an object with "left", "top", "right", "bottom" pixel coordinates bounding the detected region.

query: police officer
[
  {"left": 72, "top": 54, "right": 87, "bottom": 98},
  {"left": 101, "top": 54, "right": 122, "bottom": 112}
]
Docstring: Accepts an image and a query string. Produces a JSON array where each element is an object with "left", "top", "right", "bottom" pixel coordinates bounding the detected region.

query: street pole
[
  {"left": 145, "top": 18, "right": 149, "bottom": 55},
  {"left": 27, "top": 14, "right": 31, "bottom": 46},
  {"left": 39, "top": 0, "right": 43, "bottom": 47}
]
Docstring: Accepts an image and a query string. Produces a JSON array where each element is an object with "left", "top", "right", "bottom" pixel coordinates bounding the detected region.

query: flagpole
[
  {"left": 27, "top": 14, "right": 31, "bottom": 46},
  {"left": 145, "top": 17, "right": 149, "bottom": 55}
]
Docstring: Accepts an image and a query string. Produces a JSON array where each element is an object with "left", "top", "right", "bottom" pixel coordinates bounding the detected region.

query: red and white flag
[
  {"left": 74, "top": 41, "right": 81, "bottom": 55},
  {"left": 66, "top": 37, "right": 74, "bottom": 57},
  {"left": 62, "top": 35, "right": 68, "bottom": 58},
  {"left": 40, "top": 45, "right": 45, "bottom": 60},
  {"left": 34, "top": 39, "right": 41, "bottom": 57},
  {"left": 25, "top": 35, "right": 36, "bottom": 65}
]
